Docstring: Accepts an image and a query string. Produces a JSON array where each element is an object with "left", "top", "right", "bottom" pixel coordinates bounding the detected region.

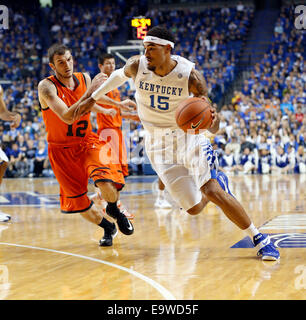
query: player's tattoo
[
  {"left": 125, "top": 55, "right": 140, "bottom": 79},
  {"left": 38, "top": 80, "right": 55, "bottom": 101},
  {"left": 188, "top": 69, "right": 208, "bottom": 97}
]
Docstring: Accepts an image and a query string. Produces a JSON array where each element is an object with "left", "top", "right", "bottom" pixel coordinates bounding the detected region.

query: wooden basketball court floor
[{"left": 0, "top": 173, "right": 305, "bottom": 300}]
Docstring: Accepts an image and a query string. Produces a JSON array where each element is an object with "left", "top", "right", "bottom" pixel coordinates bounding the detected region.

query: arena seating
[{"left": 0, "top": 2, "right": 304, "bottom": 177}]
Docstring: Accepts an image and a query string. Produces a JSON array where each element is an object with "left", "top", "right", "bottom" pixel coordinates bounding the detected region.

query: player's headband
[{"left": 143, "top": 36, "right": 175, "bottom": 48}]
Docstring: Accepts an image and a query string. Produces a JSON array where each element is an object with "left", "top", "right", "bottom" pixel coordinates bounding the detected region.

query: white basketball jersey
[{"left": 134, "top": 55, "right": 194, "bottom": 130}]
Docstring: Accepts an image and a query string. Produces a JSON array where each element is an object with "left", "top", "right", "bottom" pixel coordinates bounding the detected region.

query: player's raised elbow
[
  {"left": 57, "top": 111, "right": 75, "bottom": 125},
  {"left": 63, "top": 119, "right": 74, "bottom": 125}
]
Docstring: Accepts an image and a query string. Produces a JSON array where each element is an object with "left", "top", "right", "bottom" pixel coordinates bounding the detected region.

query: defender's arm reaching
[{"left": 74, "top": 61, "right": 139, "bottom": 119}]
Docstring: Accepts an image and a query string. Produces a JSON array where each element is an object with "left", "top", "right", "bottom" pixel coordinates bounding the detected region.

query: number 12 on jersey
[{"left": 149, "top": 95, "right": 169, "bottom": 110}]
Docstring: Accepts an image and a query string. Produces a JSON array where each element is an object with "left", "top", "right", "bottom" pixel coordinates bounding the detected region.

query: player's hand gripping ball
[{"left": 175, "top": 97, "right": 212, "bottom": 134}]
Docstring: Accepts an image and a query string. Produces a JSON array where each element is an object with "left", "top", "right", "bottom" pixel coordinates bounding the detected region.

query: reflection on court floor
[{"left": 0, "top": 174, "right": 305, "bottom": 299}]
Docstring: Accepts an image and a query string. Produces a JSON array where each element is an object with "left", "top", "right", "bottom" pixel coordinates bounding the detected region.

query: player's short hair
[
  {"left": 146, "top": 26, "right": 175, "bottom": 44},
  {"left": 98, "top": 53, "right": 115, "bottom": 65},
  {"left": 48, "top": 44, "right": 71, "bottom": 64}
]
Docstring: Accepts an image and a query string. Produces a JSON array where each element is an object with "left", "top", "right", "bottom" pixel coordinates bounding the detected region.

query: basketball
[{"left": 175, "top": 97, "right": 212, "bottom": 133}]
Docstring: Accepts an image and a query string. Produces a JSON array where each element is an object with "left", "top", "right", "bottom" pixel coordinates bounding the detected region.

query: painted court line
[{"left": 0, "top": 242, "right": 176, "bottom": 300}]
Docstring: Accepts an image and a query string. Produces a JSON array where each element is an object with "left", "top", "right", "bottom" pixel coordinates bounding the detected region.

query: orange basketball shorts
[
  {"left": 97, "top": 127, "right": 129, "bottom": 177},
  {"left": 48, "top": 132, "right": 126, "bottom": 214}
]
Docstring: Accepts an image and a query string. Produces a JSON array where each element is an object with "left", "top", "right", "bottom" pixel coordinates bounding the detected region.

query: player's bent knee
[
  {"left": 96, "top": 180, "right": 114, "bottom": 191},
  {"left": 201, "top": 179, "right": 224, "bottom": 203},
  {"left": 95, "top": 181, "right": 118, "bottom": 202}
]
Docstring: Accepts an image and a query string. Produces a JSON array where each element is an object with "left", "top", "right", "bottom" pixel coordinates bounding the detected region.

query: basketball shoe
[
  {"left": 253, "top": 233, "right": 280, "bottom": 261},
  {"left": 90, "top": 192, "right": 134, "bottom": 220},
  {"left": 0, "top": 212, "right": 11, "bottom": 222},
  {"left": 106, "top": 204, "right": 134, "bottom": 235},
  {"left": 103, "top": 200, "right": 135, "bottom": 220},
  {"left": 99, "top": 222, "right": 118, "bottom": 247}
]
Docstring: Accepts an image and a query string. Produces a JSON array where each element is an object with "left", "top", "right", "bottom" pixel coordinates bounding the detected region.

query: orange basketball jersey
[
  {"left": 42, "top": 72, "right": 92, "bottom": 146},
  {"left": 96, "top": 88, "right": 122, "bottom": 134}
]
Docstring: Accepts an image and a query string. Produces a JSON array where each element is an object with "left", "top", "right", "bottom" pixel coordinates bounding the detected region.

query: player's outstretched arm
[
  {"left": 74, "top": 71, "right": 137, "bottom": 119},
  {"left": 91, "top": 55, "right": 140, "bottom": 104},
  {"left": 0, "top": 85, "right": 21, "bottom": 129},
  {"left": 121, "top": 110, "right": 140, "bottom": 122},
  {"left": 94, "top": 55, "right": 140, "bottom": 114},
  {"left": 74, "top": 57, "right": 140, "bottom": 119},
  {"left": 92, "top": 104, "right": 117, "bottom": 117},
  {"left": 95, "top": 95, "right": 136, "bottom": 112},
  {"left": 188, "top": 69, "right": 220, "bottom": 134},
  {"left": 38, "top": 79, "right": 96, "bottom": 124}
]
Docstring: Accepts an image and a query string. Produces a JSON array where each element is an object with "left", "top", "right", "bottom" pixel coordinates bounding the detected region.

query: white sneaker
[
  {"left": 0, "top": 212, "right": 11, "bottom": 222},
  {"left": 154, "top": 198, "right": 172, "bottom": 209}
]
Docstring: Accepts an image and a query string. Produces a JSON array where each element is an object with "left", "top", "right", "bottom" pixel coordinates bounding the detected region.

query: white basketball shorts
[{"left": 145, "top": 128, "right": 217, "bottom": 211}]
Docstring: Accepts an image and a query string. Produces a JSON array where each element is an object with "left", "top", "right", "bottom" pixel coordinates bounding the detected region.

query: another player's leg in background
[
  {"left": 154, "top": 178, "right": 172, "bottom": 209},
  {"left": 89, "top": 187, "right": 104, "bottom": 207}
]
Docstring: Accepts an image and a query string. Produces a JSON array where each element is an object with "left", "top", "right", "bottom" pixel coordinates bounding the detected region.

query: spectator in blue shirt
[
  {"left": 295, "top": 146, "right": 306, "bottom": 174},
  {"left": 236, "top": 147, "right": 256, "bottom": 174},
  {"left": 6, "top": 143, "right": 22, "bottom": 177},
  {"left": 257, "top": 147, "right": 272, "bottom": 174},
  {"left": 33, "top": 140, "right": 48, "bottom": 177},
  {"left": 280, "top": 95, "right": 295, "bottom": 115},
  {"left": 272, "top": 146, "right": 290, "bottom": 174}
]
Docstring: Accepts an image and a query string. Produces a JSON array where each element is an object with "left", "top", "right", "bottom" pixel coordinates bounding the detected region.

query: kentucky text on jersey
[{"left": 138, "top": 80, "right": 183, "bottom": 96}]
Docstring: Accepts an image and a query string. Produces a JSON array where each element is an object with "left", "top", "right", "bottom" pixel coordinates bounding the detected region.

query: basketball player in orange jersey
[
  {"left": 0, "top": 85, "right": 21, "bottom": 222},
  {"left": 38, "top": 44, "right": 136, "bottom": 246},
  {"left": 89, "top": 53, "right": 140, "bottom": 220},
  {"left": 76, "top": 26, "right": 279, "bottom": 260}
]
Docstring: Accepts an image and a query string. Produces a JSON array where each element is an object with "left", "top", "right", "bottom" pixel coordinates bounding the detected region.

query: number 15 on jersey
[{"left": 149, "top": 95, "right": 169, "bottom": 111}]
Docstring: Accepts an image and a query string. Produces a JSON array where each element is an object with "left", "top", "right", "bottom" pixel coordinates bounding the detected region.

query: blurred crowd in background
[{"left": 0, "top": 1, "right": 304, "bottom": 178}]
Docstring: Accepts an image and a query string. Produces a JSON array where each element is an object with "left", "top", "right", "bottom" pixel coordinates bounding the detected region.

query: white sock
[{"left": 243, "top": 223, "right": 260, "bottom": 241}]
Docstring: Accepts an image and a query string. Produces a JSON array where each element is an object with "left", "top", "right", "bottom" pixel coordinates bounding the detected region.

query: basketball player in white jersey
[
  {"left": 0, "top": 85, "right": 21, "bottom": 222},
  {"left": 76, "top": 26, "right": 279, "bottom": 260}
]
